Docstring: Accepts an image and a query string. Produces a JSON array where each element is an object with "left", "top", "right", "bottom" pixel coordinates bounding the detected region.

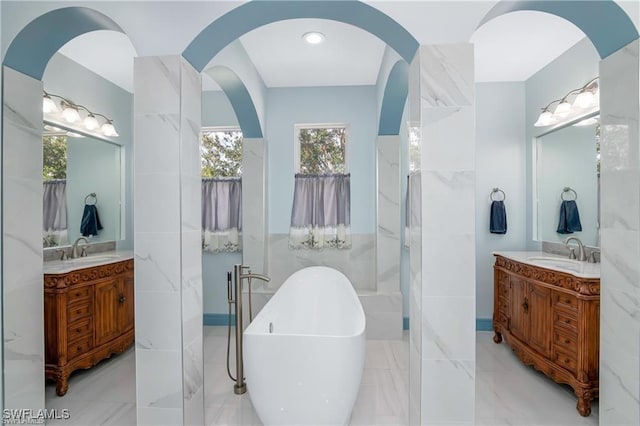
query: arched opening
[
  {"left": 472, "top": 0, "right": 639, "bottom": 423},
  {"left": 184, "top": 6, "right": 417, "bottom": 424},
  {"left": 2, "top": 6, "right": 136, "bottom": 417}
]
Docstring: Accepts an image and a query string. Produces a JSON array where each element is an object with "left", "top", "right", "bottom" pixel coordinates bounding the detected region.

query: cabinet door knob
[
  {"left": 522, "top": 298, "right": 529, "bottom": 313},
  {"left": 119, "top": 295, "right": 126, "bottom": 304}
]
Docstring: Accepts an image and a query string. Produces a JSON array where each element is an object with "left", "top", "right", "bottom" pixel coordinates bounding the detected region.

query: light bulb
[
  {"left": 554, "top": 100, "right": 572, "bottom": 118},
  {"left": 61, "top": 105, "right": 80, "bottom": 123},
  {"left": 303, "top": 32, "right": 325, "bottom": 44},
  {"left": 83, "top": 114, "right": 99, "bottom": 131},
  {"left": 101, "top": 121, "right": 119, "bottom": 137},
  {"left": 534, "top": 110, "right": 554, "bottom": 127},
  {"left": 42, "top": 95, "right": 58, "bottom": 113},
  {"left": 573, "top": 91, "right": 595, "bottom": 109}
]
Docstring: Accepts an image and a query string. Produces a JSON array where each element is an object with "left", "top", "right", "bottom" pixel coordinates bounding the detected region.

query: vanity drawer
[
  {"left": 554, "top": 292, "right": 578, "bottom": 313},
  {"left": 554, "top": 329, "right": 578, "bottom": 354},
  {"left": 67, "top": 318, "right": 92, "bottom": 342},
  {"left": 553, "top": 346, "right": 577, "bottom": 374},
  {"left": 68, "top": 286, "right": 92, "bottom": 302},
  {"left": 554, "top": 310, "right": 578, "bottom": 333},
  {"left": 67, "top": 336, "right": 93, "bottom": 359},
  {"left": 67, "top": 301, "right": 92, "bottom": 323}
]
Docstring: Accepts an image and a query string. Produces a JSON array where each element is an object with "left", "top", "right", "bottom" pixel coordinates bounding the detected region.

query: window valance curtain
[
  {"left": 43, "top": 179, "right": 68, "bottom": 247},
  {"left": 289, "top": 173, "right": 351, "bottom": 249},
  {"left": 202, "top": 177, "right": 242, "bottom": 253}
]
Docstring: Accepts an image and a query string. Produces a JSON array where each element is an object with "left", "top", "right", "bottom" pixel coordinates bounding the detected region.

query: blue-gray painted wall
[
  {"left": 475, "top": 82, "right": 527, "bottom": 320},
  {"left": 267, "top": 85, "right": 378, "bottom": 234}
]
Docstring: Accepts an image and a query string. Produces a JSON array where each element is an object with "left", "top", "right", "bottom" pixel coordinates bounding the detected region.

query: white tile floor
[{"left": 44, "top": 328, "right": 598, "bottom": 425}]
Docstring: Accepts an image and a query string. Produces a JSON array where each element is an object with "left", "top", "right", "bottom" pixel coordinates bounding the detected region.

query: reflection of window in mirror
[
  {"left": 201, "top": 128, "right": 243, "bottom": 253},
  {"left": 43, "top": 135, "right": 68, "bottom": 247},
  {"left": 408, "top": 125, "right": 420, "bottom": 172}
]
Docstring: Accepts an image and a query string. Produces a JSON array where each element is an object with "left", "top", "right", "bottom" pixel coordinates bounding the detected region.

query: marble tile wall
[
  {"left": 376, "top": 135, "right": 401, "bottom": 294},
  {"left": 134, "top": 55, "right": 203, "bottom": 425},
  {"left": 408, "top": 170, "right": 422, "bottom": 426},
  {"left": 2, "top": 66, "right": 45, "bottom": 411},
  {"left": 267, "top": 234, "right": 376, "bottom": 291},
  {"left": 418, "top": 44, "right": 476, "bottom": 425},
  {"left": 599, "top": 39, "right": 640, "bottom": 426},
  {"left": 375, "top": 136, "right": 403, "bottom": 339},
  {"left": 242, "top": 138, "right": 267, "bottom": 274}
]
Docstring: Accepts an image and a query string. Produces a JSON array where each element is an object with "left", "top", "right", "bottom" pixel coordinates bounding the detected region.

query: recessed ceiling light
[{"left": 303, "top": 32, "right": 325, "bottom": 45}]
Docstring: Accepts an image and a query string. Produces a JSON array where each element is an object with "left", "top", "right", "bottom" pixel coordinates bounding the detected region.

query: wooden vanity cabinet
[
  {"left": 493, "top": 255, "right": 599, "bottom": 417},
  {"left": 44, "top": 259, "right": 134, "bottom": 396}
]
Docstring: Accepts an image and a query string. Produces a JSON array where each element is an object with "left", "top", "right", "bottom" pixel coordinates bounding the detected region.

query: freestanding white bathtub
[{"left": 244, "top": 266, "right": 366, "bottom": 425}]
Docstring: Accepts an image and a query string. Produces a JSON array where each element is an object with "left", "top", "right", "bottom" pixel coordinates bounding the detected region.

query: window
[
  {"left": 201, "top": 129, "right": 243, "bottom": 177},
  {"left": 295, "top": 125, "right": 347, "bottom": 174},
  {"left": 200, "top": 128, "right": 243, "bottom": 253},
  {"left": 290, "top": 124, "right": 351, "bottom": 250}
]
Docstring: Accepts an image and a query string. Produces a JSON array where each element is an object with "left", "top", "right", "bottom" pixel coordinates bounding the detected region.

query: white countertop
[
  {"left": 44, "top": 251, "right": 133, "bottom": 274},
  {"left": 493, "top": 251, "right": 600, "bottom": 279}
]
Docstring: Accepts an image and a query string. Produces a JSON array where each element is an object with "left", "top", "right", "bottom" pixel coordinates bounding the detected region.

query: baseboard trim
[
  {"left": 476, "top": 318, "right": 493, "bottom": 331},
  {"left": 203, "top": 313, "right": 235, "bottom": 326},
  {"left": 204, "top": 314, "right": 492, "bottom": 331},
  {"left": 401, "top": 317, "right": 493, "bottom": 331}
]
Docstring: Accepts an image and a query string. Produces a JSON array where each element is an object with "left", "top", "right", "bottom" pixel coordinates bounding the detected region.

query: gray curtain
[
  {"left": 202, "top": 177, "right": 242, "bottom": 253},
  {"left": 43, "top": 179, "right": 68, "bottom": 247},
  {"left": 43, "top": 180, "right": 67, "bottom": 232},
  {"left": 289, "top": 173, "right": 351, "bottom": 249}
]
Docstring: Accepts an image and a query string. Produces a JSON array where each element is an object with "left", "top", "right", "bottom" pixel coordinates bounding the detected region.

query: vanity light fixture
[
  {"left": 42, "top": 93, "right": 59, "bottom": 113},
  {"left": 534, "top": 77, "right": 599, "bottom": 127},
  {"left": 42, "top": 91, "right": 119, "bottom": 138},
  {"left": 61, "top": 101, "right": 80, "bottom": 123},
  {"left": 303, "top": 31, "right": 325, "bottom": 45}
]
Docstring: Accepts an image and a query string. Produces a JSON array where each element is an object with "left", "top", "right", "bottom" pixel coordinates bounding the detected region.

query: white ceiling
[
  {"left": 238, "top": 19, "right": 386, "bottom": 88},
  {"left": 57, "top": 31, "right": 137, "bottom": 92},
  {"left": 48, "top": 2, "right": 632, "bottom": 92},
  {"left": 471, "top": 11, "right": 587, "bottom": 82}
]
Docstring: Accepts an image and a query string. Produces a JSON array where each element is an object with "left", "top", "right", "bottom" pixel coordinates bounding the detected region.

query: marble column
[
  {"left": 599, "top": 39, "right": 640, "bottom": 426},
  {"left": 241, "top": 138, "right": 268, "bottom": 275},
  {"left": 375, "top": 135, "right": 403, "bottom": 339},
  {"left": 134, "top": 55, "right": 204, "bottom": 425},
  {"left": 418, "top": 44, "right": 476, "bottom": 424},
  {"left": 2, "top": 66, "right": 45, "bottom": 412}
]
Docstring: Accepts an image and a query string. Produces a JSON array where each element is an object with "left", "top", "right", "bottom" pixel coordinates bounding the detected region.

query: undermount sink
[
  {"left": 67, "top": 254, "right": 123, "bottom": 264},
  {"left": 526, "top": 256, "right": 585, "bottom": 273}
]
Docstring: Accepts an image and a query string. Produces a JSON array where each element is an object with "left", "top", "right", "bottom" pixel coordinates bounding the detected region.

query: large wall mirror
[
  {"left": 534, "top": 113, "right": 600, "bottom": 247},
  {"left": 42, "top": 122, "right": 123, "bottom": 248}
]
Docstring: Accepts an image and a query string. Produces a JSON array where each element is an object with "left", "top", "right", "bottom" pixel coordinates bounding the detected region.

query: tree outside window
[
  {"left": 43, "top": 135, "right": 67, "bottom": 180},
  {"left": 201, "top": 129, "right": 243, "bottom": 177},
  {"left": 297, "top": 126, "right": 346, "bottom": 174}
]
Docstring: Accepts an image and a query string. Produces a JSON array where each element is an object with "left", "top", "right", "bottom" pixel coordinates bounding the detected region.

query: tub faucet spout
[{"left": 240, "top": 272, "right": 271, "bottom": 283}]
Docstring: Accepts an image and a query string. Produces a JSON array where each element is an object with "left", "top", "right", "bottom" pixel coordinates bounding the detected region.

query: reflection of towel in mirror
[
  {"left": 80, "top": 204, "right": 103, "bottom": 237},
  {"left": 557, "top": 200, "right": 582, "bottom": 234},
  {"left": 490, "top": 200, "right": 507, "bottom": 234}
]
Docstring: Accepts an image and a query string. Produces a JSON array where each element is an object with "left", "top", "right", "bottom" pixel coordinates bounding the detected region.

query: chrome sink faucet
[
  {"left": 563, "top": 236, "right": 587, "bottom": 261},
  {"left": 71, "top": 237, "right": 89, "bottom": 259}
]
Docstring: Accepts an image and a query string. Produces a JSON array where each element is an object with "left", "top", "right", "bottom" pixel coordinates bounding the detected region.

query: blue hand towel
[
  {"left": 80, "top": 204, "right": 103, "bottom": 237},
  {"left": 557, "top": 200, "right": 582, "bottom": 234},
  {"left": 490, "top": 200, "right": 507, "bottom": 234}
]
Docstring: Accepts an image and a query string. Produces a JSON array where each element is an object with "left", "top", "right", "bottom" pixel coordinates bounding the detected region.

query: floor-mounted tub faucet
[{"left": 230, "top": 264, "right": 270, "bottom": 395}]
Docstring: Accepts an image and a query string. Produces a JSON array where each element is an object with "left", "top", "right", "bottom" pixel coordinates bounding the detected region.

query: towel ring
[
  {"left": 84, "top": 193, "right": 97, "bottom": 205},
  {"left": 490, "top": 188, "right": 506, "bottom": 201},
  {"left": 561, "top": 187, "right": 578, "bottom": 201}
]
